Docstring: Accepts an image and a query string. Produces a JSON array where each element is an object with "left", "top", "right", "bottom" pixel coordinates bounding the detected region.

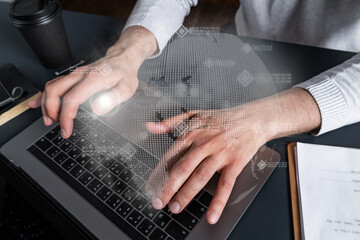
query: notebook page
[{"left": 296, "top": 142, "right": 360, "bottom": 240}]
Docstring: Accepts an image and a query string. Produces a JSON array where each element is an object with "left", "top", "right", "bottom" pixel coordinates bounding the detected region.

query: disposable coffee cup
[{"left": 9, "top": 0, "right": 73, "bottom": 69}]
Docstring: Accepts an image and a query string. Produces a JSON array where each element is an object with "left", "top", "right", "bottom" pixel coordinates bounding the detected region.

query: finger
[
  {"left": 146, "top": 111, "right": 199, "bottom": 134},
  {"left": 43, "top": 74, "right": 83, "bottom": 122},
  {"left": 145, "top": 139, "right": 192, "bottom": 195},
  {"left": 150, "top": 142, "right": 211, "bottom": 210},
  {"left": 28, "top": 92, "right": 42, "bottom": 108},
  {"left": 91, "top": 79, "right": 135, "bottom": 115},
  {"left": 168, "top": 156, "right": 219, "bottom": 214},
  {"left": 206, "top": 167, "right": 238, "bottom": 224},
  {"left": 59, "top": 74, "right": 118, "bottom": 138},
  {"left": 41, "top": 92, "right": 53, "bottom": 126}
]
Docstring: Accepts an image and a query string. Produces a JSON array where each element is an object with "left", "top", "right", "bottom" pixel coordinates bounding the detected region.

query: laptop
[{"left": 0, "top": 33, "right": 281, "bottom": 240}]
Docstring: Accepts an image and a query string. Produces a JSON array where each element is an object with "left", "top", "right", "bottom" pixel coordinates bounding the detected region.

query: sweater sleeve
[
  {"left": 124, "top": 0, "right": 198, "bottom": 57},
  {"left": 294, "top": 53, "right": 360, "bottom": 135}
]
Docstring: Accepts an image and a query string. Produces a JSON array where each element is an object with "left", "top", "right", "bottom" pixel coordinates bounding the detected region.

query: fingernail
[
  {"left": 209, "top": 212, "right": 219, "bottom": 224},
  {"left": 169, "top": 201, "right": 180, "bottom": 213},
  {"left": 152, "top": 197, "right": 163, "bottom": 209},
  {"left": 43, "top": 116, "right": 50, "bottom": 125},
  {"left": 61, "top": 128, "right": 66, "bottom": 138}
]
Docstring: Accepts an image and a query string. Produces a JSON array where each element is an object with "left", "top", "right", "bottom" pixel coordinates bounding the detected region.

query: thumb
[
  {"left": 28, "top": 92, "right": 43, "bottom": 108},
  {"left": 146, "top": 110, "right": 199, "bottom": 134}
]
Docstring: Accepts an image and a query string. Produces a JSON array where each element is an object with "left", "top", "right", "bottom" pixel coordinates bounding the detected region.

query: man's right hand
[{"left": 28, "top": 26, "right": 158, "bottom": 139}]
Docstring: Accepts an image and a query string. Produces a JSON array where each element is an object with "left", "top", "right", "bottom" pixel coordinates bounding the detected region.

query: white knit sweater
[{"left": 124, "top": 0, "right": 360, "bottom": 135}]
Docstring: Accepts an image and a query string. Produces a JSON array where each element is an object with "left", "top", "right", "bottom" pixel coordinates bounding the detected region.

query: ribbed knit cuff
[
  {"left": 124, "top": 14, "right": 179, "bottom": 58},
  {"left": 294, "top": 77, "right": 350, "bottom": 136}
]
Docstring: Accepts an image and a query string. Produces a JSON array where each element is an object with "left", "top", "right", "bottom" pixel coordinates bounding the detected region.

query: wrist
[
  {"left": 106, "top": 26, "right": 158, "bottom": 66},
  {"left": 267, "top": 88, "right": 321, "bottom": 139}
]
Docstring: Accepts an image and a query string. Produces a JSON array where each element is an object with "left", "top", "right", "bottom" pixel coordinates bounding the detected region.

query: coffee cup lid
[{"left": 9, "top": 0, "right": 61, "bottom": 27}]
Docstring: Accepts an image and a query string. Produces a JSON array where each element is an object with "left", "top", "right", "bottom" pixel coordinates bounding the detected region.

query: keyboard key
[
  {"left": 114, "top": 136, "right": 127, "bottom": 147},
  {"left": 106, "top": 194, "right": 122, "bottom": 209},
  {"left": 119, "top": 169, "right": 133, "bottom": 182},
  {"left": 105, "top": 144, "right": 119, "bottom": 157},
  {"left": 120, "top": 143, "right": 138, "bottom": 159},
  {"left": 149, "top": 228, "right": 168, "bottom": 240},
  {"left": 116, "top": 201, "right": 133, "bottom": 218},
  {"left": 79, "top": 126, "right": 91, "bottom": 137},
  {"left": 129, "top": 176, "right": 144, "bottom": 190},
  {"left": 89, "top": 132, "right": 101, "bottom": 144},
  {"left": 53, "top": 152, "right": 68, "bottom": 164},
  {"left": 133, "top": 163, "right": 149, "bottom": 177},
  {"left": 163, "top": 205, "right": 172, "bottom": 215},
  {"left": 73, "top": 118, "right": 85, "bottom": 130},
  {"left": 122, "top": 187, "right": 138, "bottom": 202},
  {"left": 84, "top": 159, "right": 100, "bottom": 172},
  {"left": 153, "top": 212, "right": 171, "bottom": 228},
  {"left": 198, "top": 191, "right": 213, "bottom": 207},
  {"left": 82, "top": 143, "right": 96, "bottom": 155},
  {"left": 52, "top": 135, "right": 65, "bottom": 146},
  {"left": 87, "top": 179, "right": 103, "bottom": 193},
  {"left": 126, "top": 210, "right": 143, "bottom": 227},
  {"left": 60, "top": 140, "right": 73, "bottom": 152},
  {"left": 68, "top": 130, "right": 82, "bottom": 143},
  {"left": 186, "top": 201, "right": 207, "bottom": 219},
  {"left": 104, "top": 128, "right": 119, "bottom": 142},
  {"left": 137, "top": 218, "right": 155, "bottom": 236},
  {"left": 100, "top": 156, "right": 115, "bottom": 168},
  {"left": 46, "top": 146, "right": 60, "bottom": 158},
  {"left": 165, "top": 220, "right": 189, "bottom": 240},
  {"left": 74, "top": 137, "right": 89, "bottom": 148},
  {"left": 75, "top": 153, "right": 90, "bottom": 165},
  {"left": 172, "top": 211, "right": 198, "bottom": 231},
  {"left": 98, "top": 138, "right": 110, "bottom": 147},
  {"left": 61, "top": 159, "right": 76, "bottom": 171},
  {"left": 93, "top": 166, "right": 108, "bottom": 179},
  {"left": 96, "top": 124, "right": 111, "bottom": 135},
  {"left": 68, "top": 146, "right": 82, "bottom": 159},
  {"left": 194, "top": 190, "right": 204, "bottom": 200},
  {"left": 134, "top": 150, "right": 158, "bottom": 169},
  {"left": 142, "top": 204, "right": 159, "bottom": 220},
  {"left": 96, "top": 186, "right": 112, "bottom": 201},
  {"left": 78, "top": 171, "right": 94, "bottom": 185},
  {"left": 124, "top": 158, "right": 138, "bottom": 169},
  {"left": 35, "top": 138, "right": 52, "bottom": 152},
  {"left": 102, "top": 173, "right": 118, "bottom": 187},
  {"left": 87, "top": 119, "right": 101, "bottom": 129},
  {"left": 45, "top": 127, "right": 59, "bottom": 141},
  {"left": 111, "top": 180, "right": 127, "bottom": 194},
  {"left": 76, "top": 109, "right": 90, "bottom": 121},
  {"left": 92, "top": 152, "right": 105, "bottom": 162},
  {"left": 109, "top": 162, "right": 125, "bottom": 175},
  {"left": 143, "top": 170, "right": 151, "bottom": 181},
  {"left": 131, "top": 196, "right": 148, "bottom": 211},
  {"left": 114, "top": 153, "right": 126, "bottom": 164},
  {"left": 70, "top": 165, "right": 85, "bottom": 178}
]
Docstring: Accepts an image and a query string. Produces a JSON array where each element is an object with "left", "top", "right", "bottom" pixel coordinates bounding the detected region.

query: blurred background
[
  {"left": 57, "top": 0, "right": 239, "bottom": 27},
  {"left": 0, "top": 0, "right": 239, "bottom": 27}
]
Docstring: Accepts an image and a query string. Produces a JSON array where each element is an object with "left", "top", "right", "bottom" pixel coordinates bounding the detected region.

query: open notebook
[{"left": 288, "top": 142, "right": 360, "bottom": 240}]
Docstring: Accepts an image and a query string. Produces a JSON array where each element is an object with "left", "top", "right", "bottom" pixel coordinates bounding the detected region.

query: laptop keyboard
[{"left": 27, "top": 108, "right": 213, "bottom": 240}]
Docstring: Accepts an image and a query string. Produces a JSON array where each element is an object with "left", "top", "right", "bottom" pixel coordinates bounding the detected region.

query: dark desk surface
[{"left": 1, "top": 2, "right": 360, "bottom": 240}]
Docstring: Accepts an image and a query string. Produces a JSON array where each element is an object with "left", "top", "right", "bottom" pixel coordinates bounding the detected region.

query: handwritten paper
[{"left": 296, "top": 142, "right": 360, "bottom": 240}]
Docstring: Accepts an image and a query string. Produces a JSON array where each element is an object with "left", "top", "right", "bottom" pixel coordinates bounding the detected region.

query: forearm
[
  {"left": 254, "top": 88, "right": 321, "bottom": 141},
  {"left": 124, "top": 0, "right": 198, "bottom": 56}
]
